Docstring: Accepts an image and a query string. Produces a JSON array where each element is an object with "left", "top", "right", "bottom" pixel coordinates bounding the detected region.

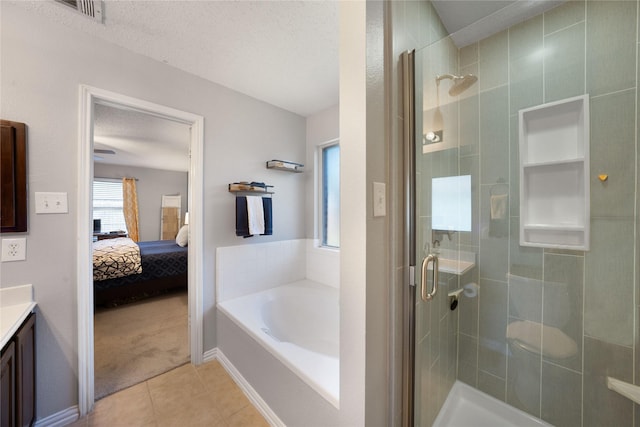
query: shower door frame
[{"left": 401, "top": 48, "right": 417, "bottom": 427}]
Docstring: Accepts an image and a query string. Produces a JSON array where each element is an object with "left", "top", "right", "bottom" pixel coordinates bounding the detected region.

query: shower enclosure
[{"left": 402, "top": 1, "right": 640, "bottom": 425}]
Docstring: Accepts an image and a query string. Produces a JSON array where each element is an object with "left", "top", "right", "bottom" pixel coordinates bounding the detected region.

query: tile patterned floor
[{"left": 69, "top": 361, "right": 269, "bottom": 427}]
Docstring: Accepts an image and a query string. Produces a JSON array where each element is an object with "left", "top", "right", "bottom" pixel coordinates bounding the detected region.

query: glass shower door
[{"left": 408, "top": 34, "right": 478, "bottom": 426}]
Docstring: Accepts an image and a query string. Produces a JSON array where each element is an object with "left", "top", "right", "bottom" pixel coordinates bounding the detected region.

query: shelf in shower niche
[{"left": 519, "top": 95, "right": 590, "bottom": 251}]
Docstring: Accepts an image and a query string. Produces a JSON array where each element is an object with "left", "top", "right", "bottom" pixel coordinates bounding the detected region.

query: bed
[{"left": 93, "top": 238, "right": 188, "bottom": 306}]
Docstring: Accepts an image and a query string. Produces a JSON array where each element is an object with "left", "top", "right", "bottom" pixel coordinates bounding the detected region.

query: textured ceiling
[
  {"left": 18, "top": 0, "right": 563, "bottom": 171},
  {"left": 93, "top": 104, "right": 191, "bottom": 172},
  {"left": 19, "top": 0, "right": 339, "bottom": 118}
]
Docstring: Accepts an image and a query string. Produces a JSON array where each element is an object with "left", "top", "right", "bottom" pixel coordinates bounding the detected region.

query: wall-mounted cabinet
[
  {"left": 1, "top": 120, "right": 27, "bottom": 233},
  {"left": 519, "top": 95, "right": 589, "bottom": 250}
]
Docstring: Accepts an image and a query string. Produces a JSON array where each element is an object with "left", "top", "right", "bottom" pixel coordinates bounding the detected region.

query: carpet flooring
[{"left": 94, "top": 290, "right": 189, "bottom": 400}]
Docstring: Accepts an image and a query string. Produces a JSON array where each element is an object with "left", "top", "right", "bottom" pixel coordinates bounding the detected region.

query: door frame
[{"left": 76, "top": 85, "right": 204, "bottom": 415}]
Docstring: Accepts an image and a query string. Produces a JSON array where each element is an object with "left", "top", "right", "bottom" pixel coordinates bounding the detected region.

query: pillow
[{"left": 176, "top": 225, "right": 188, "bottom": 247}]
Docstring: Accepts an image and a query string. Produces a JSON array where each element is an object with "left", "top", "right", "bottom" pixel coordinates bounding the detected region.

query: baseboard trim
[
  {"left": 34, "top": 406, "right": 79, "bottom": 427},
  {"left": 216, "top": 349, "right": 285, "bottom": 427},
  {"left": 203, "top": 347, "right": 217, "bottom": 363}
]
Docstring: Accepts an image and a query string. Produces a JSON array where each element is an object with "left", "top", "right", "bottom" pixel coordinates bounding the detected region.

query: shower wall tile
[
  {"left": 459, "top": 94, "right": 479, "bottom": 157},
  {"left": 585, "top": 218, "right": 635, "bottom": 347},
  {"left": 458, "top": 268, "right": 479, "bottom": 337},
  {"left": 478, "top": 30, "right": 508, "bottom": 91},
  {"left": 586, "top": 0, "right": 637, "bottom": 97},
  {"left": 477, "top": 371, "right": 506, "bottom": 402},
  {"left": 416, "top": 332, "right": 432, "bottom": 427},
  {"left": 459, "top": 155, "right": 480, "bottom": 247},
  {"left": 506, "top": 343, "right": 541, "bottom": 416},
  {"left": 508, "top": 270, "right": 543, "bottom": 322},
  {"left": 458, "top": 62, "right": 479, "bottom": 102},
  {"left": 428, "top": 1, "right": 449, "bottom": 45},
  {"left": 544, "top": 22, "right": 585, "bottom": 103},
  {"left": 590, "top": 89, "right": 637, "bottom": 219},
  {"left": 479, "top": 186, "right": 509, "bottom": 282},
  {"left": 459, "top": 42, "right": 478, "bottom": 68},
  {"left": 543, "top": 253, "right": 584, "bottom": 372},
  {"left": 541, "top": 361, "right": 582, "bottom": 427},
  {"left": 458, "top": 333, "right": 478, "bottom": 387},
  {"left": 478, "top": 278, "right": 508, "bottom": 378},
  {"left": 479, "top": 86, "right": 509, "bottom": 185},
  {"left": 439, "top": 315, "right": 451, "bottom": 375},
  {"left": 509, "top": 115, "right": 520, "bottom": 216},
  {"left": 416, "top": 296, "right": 431, "bottom": 342},
  {"left": 509, "top": 217, "right": 543, "bottom": 281},
  {"left": 543, "top": 0, "right": 585, "bottom": 36},
  {"left": 479, "top": 234, "right": 509, "bottom": 283},
  {"left": 509, "top": 15, "right": 544, "bottom": 115},
  {"left": 583, "top": 337, "right": 634, "bottom": 427},
  {"left": 405, "top": 0, "right": 428, "bottom": 48}
]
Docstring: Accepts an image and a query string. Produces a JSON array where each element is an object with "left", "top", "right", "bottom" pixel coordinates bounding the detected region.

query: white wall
[
  {"left": 93, "top": 163, "right": 189, "bottom": 241},
  {"left": 0, "top": 2, "right": 306, "bottom": 420}
]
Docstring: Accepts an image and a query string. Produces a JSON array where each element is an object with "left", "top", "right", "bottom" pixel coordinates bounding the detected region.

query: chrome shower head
[{"left": 436, "top": 73, "right": 478, "bottom": 96}]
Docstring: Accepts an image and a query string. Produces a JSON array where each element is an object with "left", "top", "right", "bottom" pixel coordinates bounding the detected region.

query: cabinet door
[
  {"left": 0, "top": 120, "right": 27, "bottom": 233},
  {"left": 1, "top": 341, "right": 16, "bottom": 427},
  {"left": 15, "top": 314, "right": 35, "bottom": 427}
]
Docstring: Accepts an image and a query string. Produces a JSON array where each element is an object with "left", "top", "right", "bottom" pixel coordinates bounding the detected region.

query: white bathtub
[{"left": 217, "top": 279, "right": 340, "bottom": 408}]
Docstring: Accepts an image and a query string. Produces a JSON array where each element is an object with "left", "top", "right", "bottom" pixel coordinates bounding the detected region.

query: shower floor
[{"left": 433, "top": 381, "right": 552, "bottom": 427}]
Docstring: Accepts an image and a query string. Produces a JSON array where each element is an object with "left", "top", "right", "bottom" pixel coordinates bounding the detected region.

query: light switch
[
  {"left": 35, "top": 192, "right": 68, "bottom": 214},
  {"left": 373, "top": 182, "right": 386, "bottom": 217}
]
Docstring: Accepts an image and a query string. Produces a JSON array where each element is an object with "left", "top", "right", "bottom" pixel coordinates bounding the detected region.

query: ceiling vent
[{"left": 55, "top": 0, "right": 103, "bottom": 23}]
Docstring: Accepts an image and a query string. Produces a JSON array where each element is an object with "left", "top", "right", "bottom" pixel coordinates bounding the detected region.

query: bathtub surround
[{"left": 216, "top": 239, "right": 340, "bottom": 424}]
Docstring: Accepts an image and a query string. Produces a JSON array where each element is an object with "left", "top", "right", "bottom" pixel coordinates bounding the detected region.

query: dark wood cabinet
[
  {"left": 0, "top": 119, "right": 28, "bottom": 233},
  {"left": 15, "top": 314, "right": 35, "bottom": 427},
  {"left": 1, "top": 313, "right": 35, "bottom": 427},
  {"left": 1, "top": 341, "right": 16, "bottom": 427}
]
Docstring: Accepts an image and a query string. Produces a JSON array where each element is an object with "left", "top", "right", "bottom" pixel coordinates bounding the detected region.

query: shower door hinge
[{"left": 409, "top": 266, "right": 416, "bottom": 287}]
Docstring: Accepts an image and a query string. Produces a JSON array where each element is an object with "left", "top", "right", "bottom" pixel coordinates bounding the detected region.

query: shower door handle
[{"left": 420, "top": 254, "right": 439, "bottom": 301}]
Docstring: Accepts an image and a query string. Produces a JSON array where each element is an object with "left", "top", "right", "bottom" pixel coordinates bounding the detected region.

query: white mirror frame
[{"left": 77, "top": 85, "right": 204, "bottom": 415}]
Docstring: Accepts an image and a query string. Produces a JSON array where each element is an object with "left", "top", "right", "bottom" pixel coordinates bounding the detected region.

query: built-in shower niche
[{"left": 519, "top": 95, "right": 590, "bottom": 250}]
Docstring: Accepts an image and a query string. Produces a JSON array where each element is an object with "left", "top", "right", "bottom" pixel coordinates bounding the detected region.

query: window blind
[{"left": 93, "top": 180, "right": 128, "bottom": 233}]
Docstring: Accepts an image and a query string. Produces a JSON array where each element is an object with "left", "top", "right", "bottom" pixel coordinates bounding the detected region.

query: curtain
[{"left": 122, "top": 178, "right": 140, "bottom": 242}]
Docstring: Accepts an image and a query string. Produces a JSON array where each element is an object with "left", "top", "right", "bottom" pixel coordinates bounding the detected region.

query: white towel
[{"left": 246, "top": 196, "right": 265, "bottom": 235}]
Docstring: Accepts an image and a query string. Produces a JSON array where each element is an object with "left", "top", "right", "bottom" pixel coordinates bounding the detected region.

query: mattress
[{"left": 94, "top": 239, "right": 188, "bottom": 291}]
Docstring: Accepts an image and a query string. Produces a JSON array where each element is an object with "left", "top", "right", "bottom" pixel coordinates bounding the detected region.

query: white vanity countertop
[{"left": 1, "top": 284, "right": 36, "bottom": 349}]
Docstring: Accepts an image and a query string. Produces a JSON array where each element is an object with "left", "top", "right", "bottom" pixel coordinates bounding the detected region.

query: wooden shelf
[
  {"left": 266, "top": 160, "right": 304, "bottom": 173},
  {"left": 228, "top": 183, "right": 274, "bottom": 194}
]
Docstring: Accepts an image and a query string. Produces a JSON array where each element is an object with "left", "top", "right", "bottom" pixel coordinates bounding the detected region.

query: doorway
[{"left": 77, "top": 85, "right": 204, "bottom": 415}]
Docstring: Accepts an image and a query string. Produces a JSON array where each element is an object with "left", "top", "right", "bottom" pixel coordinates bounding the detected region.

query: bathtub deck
[{"left": 433, "top": 381, "right": 552, "bottom": 427}]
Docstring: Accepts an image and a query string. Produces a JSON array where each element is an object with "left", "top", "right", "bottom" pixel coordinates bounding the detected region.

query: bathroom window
[
  {"left": 93, "top": 179, "right": 128, "bottom": 233},
  {"left": 320, "top": 142, "right": 340, "bottom": 248}
]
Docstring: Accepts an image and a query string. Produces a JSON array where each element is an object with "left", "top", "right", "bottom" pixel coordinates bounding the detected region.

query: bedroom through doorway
[
  {"left": 91, "top": 103, "right": 192, "bottom": 399},
  {"left": 76, "top": 85, "right": 204, "bottom": 416}
]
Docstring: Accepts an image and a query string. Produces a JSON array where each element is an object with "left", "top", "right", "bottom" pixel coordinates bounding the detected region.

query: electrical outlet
[{"left": 2, "top": 238, "right": 26, "bottom": 262}]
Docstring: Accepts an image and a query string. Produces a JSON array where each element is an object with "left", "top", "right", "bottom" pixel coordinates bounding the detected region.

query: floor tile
[{"left": 70, "top": 360, "right": 268, "bottom": 427}]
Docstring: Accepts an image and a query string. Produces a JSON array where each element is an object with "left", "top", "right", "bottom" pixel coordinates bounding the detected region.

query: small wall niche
[{"left": 519, "top": 95, "right": 589, "bottom": 250}]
